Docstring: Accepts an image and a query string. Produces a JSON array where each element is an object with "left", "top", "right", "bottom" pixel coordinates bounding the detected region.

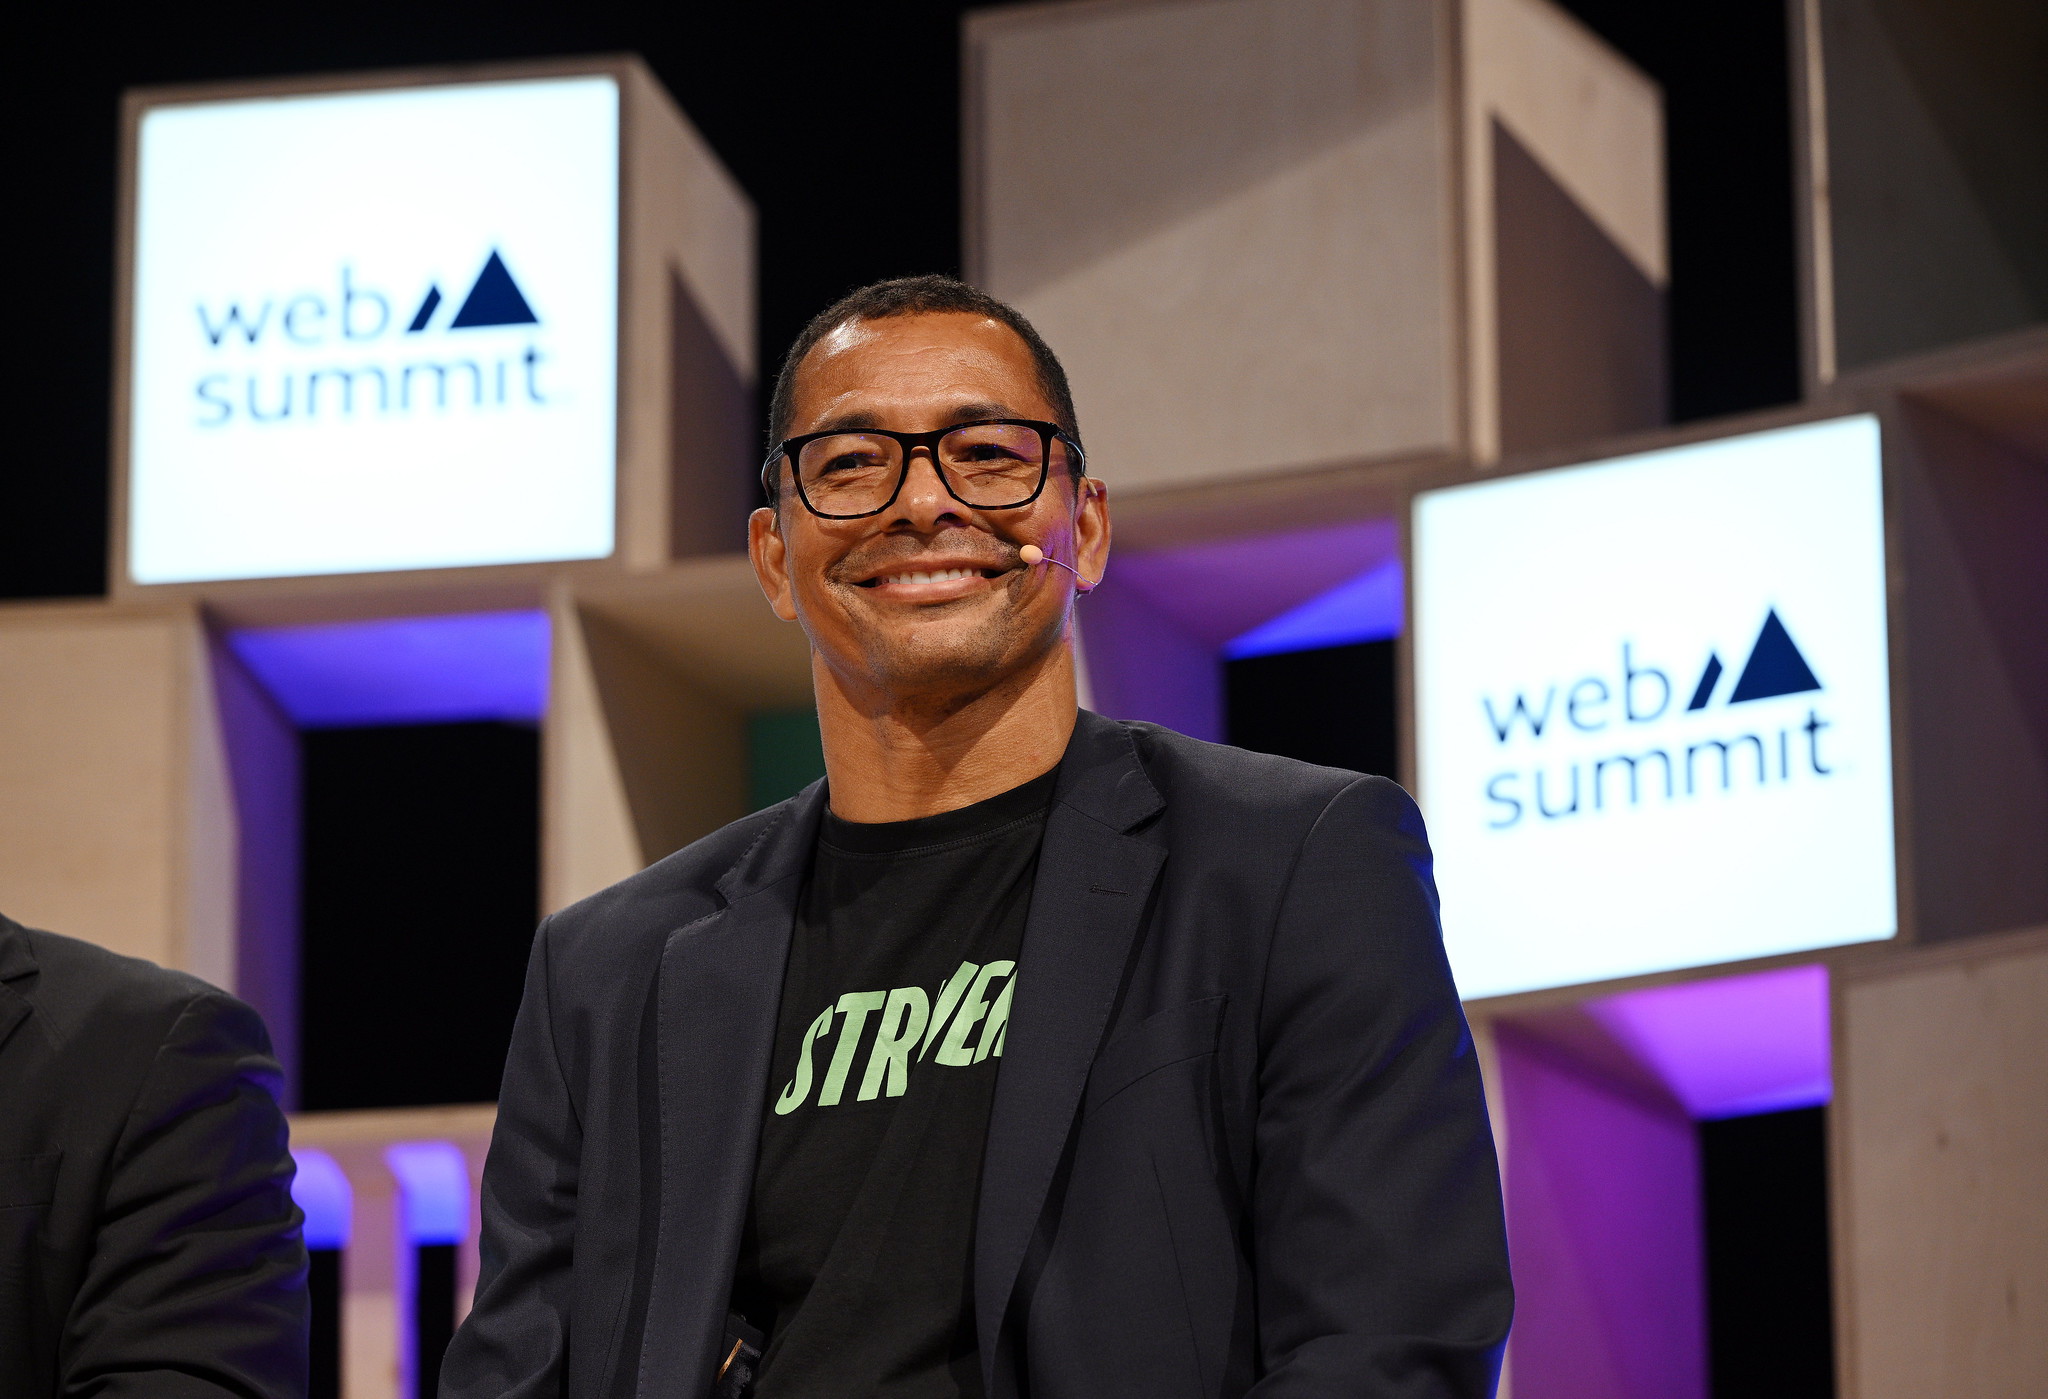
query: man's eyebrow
[
  {"left": 811, "top": 401, "right": 1016, "bottom": 434},
  {"left": 813, "top": 410, "right": 883, "bottom": 432},
  {"left": 943, "top": 400, "right": 1012, "bottom": 425}
]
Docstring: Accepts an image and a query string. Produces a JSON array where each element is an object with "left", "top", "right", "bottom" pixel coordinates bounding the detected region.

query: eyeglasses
[{"left": 762, "top": 418, "right": 1086, "bottom": 520}]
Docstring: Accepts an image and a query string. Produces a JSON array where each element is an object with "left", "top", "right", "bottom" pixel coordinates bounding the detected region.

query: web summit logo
[
  {"left": 1482, "top": 609, "right": 1834, "bottom": 830},
  {"left": 191, "top": 250, "right": 551, "bottom": 427}
]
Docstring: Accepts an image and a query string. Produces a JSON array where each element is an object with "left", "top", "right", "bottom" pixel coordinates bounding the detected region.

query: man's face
[{"left": 748, "top": 311, "right": 1109, "bottom": 709}]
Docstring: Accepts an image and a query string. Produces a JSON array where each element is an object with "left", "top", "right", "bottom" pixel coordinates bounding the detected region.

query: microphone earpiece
[{"left": 1019, "top": 544, "right": 1095, "bottom": 592}]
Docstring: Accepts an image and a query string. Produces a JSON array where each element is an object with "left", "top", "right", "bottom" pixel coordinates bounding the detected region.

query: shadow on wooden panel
[
  {"left": 1820, "top": 0, "right": 2048, "bottom": 370},
  {"left": 1891, "top": 397, "right": 2048, "bottom": 942},
  {"left": 669, "top": 266, "right": 755, "bottom": 560},
  {"left": 1494, "top": 119, "right": 1667, "bottom": 456},
  {"left": 578, "top": 606, "right": 748, "bottom": 865}
]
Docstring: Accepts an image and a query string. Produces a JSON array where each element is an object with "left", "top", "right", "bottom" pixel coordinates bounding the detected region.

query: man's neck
[{"left": 813, "top": 642, "right": 1079, "bottom": 823}]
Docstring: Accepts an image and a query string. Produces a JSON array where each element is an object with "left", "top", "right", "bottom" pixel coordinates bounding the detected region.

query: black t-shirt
[{"left": 731, "top": 768, "right": 1058, "bottom": 1398}]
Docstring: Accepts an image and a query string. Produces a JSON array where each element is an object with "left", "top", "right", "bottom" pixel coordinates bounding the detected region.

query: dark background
[
  {"left": 1227, "top": 641, "right": 1399, "bottom": 780},
  {"left": 7, "top": 0, "right": 1799, "bottom": 602},
  {"left": 1701, "top": 1107, "right": 1837, "bottom": 1398},
  {"left": 298, "top": 723, "right": 538, "bottom": 1110}
]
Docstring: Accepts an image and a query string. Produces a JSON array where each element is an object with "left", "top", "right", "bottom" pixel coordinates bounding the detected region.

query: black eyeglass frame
[{"left": 760, "top": 418, "right": 1088, "bottom": 521}]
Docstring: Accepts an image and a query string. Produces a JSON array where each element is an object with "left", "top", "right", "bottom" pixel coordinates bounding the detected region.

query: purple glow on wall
[
  {"left": 1500, "top": 1030, "right": 1707, "bottom": 1399},
  {"left": 1081, "top": 518, "right": 1401, "bottom": 735},
  {"left": 385, "top": 1140, "right": 471, "bottom": 1245},
  {"left": 211, "top": 638, "right": 301, "bottom": 1107},
  {"left": 1586, "top": 964, "right": 1832, "bottom": 1120},
  {"left": 1108, "top": 518, "right": 1401, "bottom": 647},
  {"left": 291, "top": 1148, "right": 353, "bottom": 1249},
  {"left": 1224, "top": 557, "right": 1404, "bottom": 658},
  {"left": 1080, "top": 583, "right": 1223, "bottom": 740},
  {"left": 229, "top": 611, "right": 549, "bottom": 729}
]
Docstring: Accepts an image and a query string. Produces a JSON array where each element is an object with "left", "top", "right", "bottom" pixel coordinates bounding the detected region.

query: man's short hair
[{"left": 765, "top": 275, "right": 1083, "bottom": 500}]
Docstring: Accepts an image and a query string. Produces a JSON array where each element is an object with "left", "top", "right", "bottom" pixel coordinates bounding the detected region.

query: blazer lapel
[
  {"left": 0, "top": 987, "right": 29, "bottom": 1059},
  {"left": 0, "top": 917, "right": 37, "bottom": 1057},
  {"left": 634, "top": 786, "right": 823, "bottom": 1398},
  {"left": 974, "top": 714, "right": 1166, "bottom": 1385}
]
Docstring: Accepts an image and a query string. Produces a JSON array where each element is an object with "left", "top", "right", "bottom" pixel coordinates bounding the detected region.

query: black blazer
[
  {"left": 444, "top": 713, "right": 1511, "bottom": 1399},
  {"left": 0, "top": 916, "right": 306, "bottom": 1399}
]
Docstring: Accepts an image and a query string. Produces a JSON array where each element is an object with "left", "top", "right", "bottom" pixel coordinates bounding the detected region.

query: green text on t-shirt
[{"left": 774, "top": 958, "right": 1015, "bottom": 1115}]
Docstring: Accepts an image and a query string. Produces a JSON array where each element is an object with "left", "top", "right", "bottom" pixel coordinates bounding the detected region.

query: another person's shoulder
[{"left": 6, "top": 917, "right": 259, "bottom": 1053}]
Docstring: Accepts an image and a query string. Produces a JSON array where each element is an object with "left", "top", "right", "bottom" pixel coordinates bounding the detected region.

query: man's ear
[
  {"left": 1074, "top": 475, "right": 1111, "bottom": 590},
  {"left": 748, "top": 506, "right": 800, "bottom": 623}
]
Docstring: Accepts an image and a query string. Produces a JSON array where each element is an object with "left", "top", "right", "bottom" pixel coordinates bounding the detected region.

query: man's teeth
[{"left": 883, "top": 568, "right": 978, "bottom": 585}]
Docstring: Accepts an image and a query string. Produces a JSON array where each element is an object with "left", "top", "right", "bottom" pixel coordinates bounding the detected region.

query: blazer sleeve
[
  {"left": 1249, "top": 776, "right": 1513, "bottom": 1398},
  {"left": 440, "top": 916, "right": 582, "bottom": 1398},
  {"left": 62, "top": 991, "right": 308, "bottom": 1397}
]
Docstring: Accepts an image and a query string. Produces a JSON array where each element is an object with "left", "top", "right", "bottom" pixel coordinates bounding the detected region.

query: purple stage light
[
  {"left": 228, "top": 611, "right": 549, "bottom": 729},
  {"left": 1084, "top": 519, "right": 1402, "bottom": 737},
  {"left": 1499, "top": 1035, "right": 1706, "bottom": 1399},
  {"left": 1587, "top": 964, "right": 1832, "bottom": 1120},
  {"left": 291, "top": 1148, "right": 353, "bottom": 1249},
  {"left": 1494, "top": 965, "right": 1831, "bottom": 1398},
  {"left": 1223, "top": 557, "right": 1404, "bottom": 659},
  {"left": 385, "top": 1140, "right": 471, "bottom": 1245},
  {"left": 1110, "top": 519, "right": 1401, "bottom": 648}
]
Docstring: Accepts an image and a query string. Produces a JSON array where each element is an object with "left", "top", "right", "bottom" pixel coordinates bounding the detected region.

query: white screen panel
[
  {"left": 1413, "top": 415, "right": 1896, "bottom": 999},
  {"left": 129, "top": 75, "right": 619, "bottom": 583}
]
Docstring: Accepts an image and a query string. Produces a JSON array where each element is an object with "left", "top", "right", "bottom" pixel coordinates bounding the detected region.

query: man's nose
[{"left": 891, "top": 447, "right": 963, "bottom": 528}]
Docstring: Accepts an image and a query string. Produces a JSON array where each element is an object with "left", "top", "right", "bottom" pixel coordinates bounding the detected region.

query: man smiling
[{"left": 442, "top": 277, "right": 1511, "bottom": 1399}]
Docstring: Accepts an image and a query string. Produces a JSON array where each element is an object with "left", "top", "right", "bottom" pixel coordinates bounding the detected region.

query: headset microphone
[{"left": 1019, "top": 544, "right": 1095, "bottom": 592}]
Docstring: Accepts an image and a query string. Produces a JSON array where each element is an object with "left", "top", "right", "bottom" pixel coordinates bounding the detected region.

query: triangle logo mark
[
  {"left": 449, "top": 251, "right": 539, "bottom": 329},
  {"left": 1686, "top": 652, "right": 1724, "bottom": 711},
  {"left": 406, "top": 284, "right": 443, "bottom": 334},
  {"left": 1728, "top": 608, "right": 1822, "bottom": 704}
]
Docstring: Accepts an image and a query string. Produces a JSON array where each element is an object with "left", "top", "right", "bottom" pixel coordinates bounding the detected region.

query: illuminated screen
[
  {"left": 1413, "top": 415, "right": 1895, "bottom": 1000},
  {"left": 128, "top": 76, "right": 619, "bottom": 583}
]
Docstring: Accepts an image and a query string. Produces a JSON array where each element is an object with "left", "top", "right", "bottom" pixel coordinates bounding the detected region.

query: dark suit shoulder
[
  {"left": 539, "top": 795, "right": 806, "bottom": 963},
  {"left": 1115, "top": 719, "right": 1394, "bottom": 828},
  {"left": 7, "top": 921, "right": 253, "bottom": 1054}
]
